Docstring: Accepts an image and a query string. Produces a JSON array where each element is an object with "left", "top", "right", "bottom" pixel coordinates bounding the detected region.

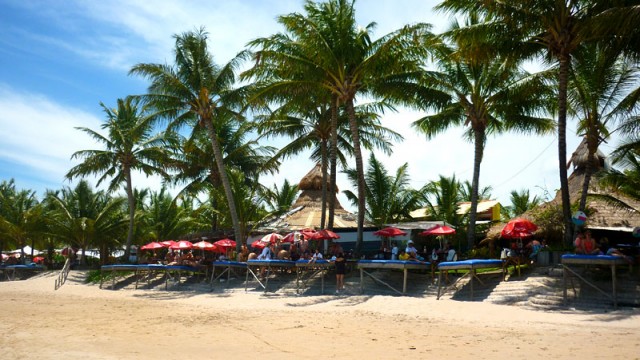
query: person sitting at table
[
  {"left": 598, "top": 237, "right": 633, "bottom": 264},
  {"left": 239, "top": 244, "right": 249, "bottom": 262},
  {"left": 311, "top": 248, "right": 323, "bottom": 260},
  {"left": 398, "top": 249, "right": 410, "bottom": 261},
  {"left": 257, "top": 243, "right": 274, "bottom": 280},
  {"left": 575, "top": 230, "right": 600, "bottom": 255},
  {"left": 182, "top": 250, "right": 197, "bottom": 266},
  {"left": 405, "top": 240, "right": 424, "bottom": 261}
]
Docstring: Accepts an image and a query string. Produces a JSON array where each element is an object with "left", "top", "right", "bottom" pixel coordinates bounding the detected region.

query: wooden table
[
  {"left": 437, "top": 259, "right": 505, "bottom": 300},
  {"left": 561, "top": 254, "right": 629, "bottom": 309},
  {"left": 357, "top": 260, "right": 431, "bottom": 295}
]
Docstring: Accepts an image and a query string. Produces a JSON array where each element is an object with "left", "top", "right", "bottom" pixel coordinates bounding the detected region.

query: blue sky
[{"left": 0, "top": 0, "right": 610, "bottom": 211}]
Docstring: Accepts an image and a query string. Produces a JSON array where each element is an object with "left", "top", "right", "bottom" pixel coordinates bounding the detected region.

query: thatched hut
[
  {"left": 261, "top": 164, "right": 359, "bottom": 231},
  {"left": 484, "top": 137, "right": 640, "bottom": 248}
]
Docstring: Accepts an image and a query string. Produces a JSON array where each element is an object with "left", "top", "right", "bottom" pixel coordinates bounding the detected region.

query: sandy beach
[{"left": 0, "top": 270, "right": 639, "bottom": 360}]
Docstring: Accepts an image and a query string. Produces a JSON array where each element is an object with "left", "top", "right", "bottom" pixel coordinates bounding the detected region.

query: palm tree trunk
[
  {"left": 204, "top": 120, "right": 243, "bottom": 257},
  {"left": 124, "top": 168, "right": 136, "bottom": 261},
  {"left": 346, "top": 99, "right": 365, "bottom": 256},
  {"left": 557, "top": 53, "right": 573, "bottom": 247},
  {"left": 579, "top": 133, "right": 598, "bottom": 211},
  {"left": 328, "top": 95, "right": 339, "bottom": 229},
  {"left": 466, "top": 128, "right": 485, "bottom": 249},
  {"left": 320, "top": 139, "right": 328, "bottom": 229}
]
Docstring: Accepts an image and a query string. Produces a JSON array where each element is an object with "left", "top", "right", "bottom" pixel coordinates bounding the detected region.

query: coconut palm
[
  {"left": 257, "top": 99, "right": 402, "bottom": 228},
  {"left": 66, "top": 97, "right": 170, "bottom": 260},
  {"left": 344, "top": 153, "right": 421, "bottom": 227},
  {"left": 46, "top": 180, "right": 128, "bottom": 265},
  {"left": 243, "top": 0, "right": 431, "bottom": 254},
  {"left": 261, "top": 179, "right": 300, "bottom": 218},
  {"left": 137, "top": 186, "right": 198, "bottom": 242},
  {"left": 418, "top": 175, "right": 464, "bottom": 228},
  {"left": 169, "top": 119, "right": 276, "bottom": 232},
  {"left": 501, "top": 189, "right": 542, "bottom": 220},
  {"left": 130, "top": 28, "right": 251, "bottom": 256},
  {"left": 436, "top": 0, "right": 640, "bottom": 246},
  {"left": 569, "top": 44, "right": 640, "bottom": 211},
  {"left": 413, "top": 34, "right": 555, "bottom": 248},
  {"left": 0, "top": 180, "right": 47, "bottom": 263}
]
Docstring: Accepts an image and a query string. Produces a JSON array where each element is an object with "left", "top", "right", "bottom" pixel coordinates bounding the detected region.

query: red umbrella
[
  {"left": 214, "top": 238, "right": 237, "bottom": 248},
  {"left": 169, "top": 240, "right": 193, "bottom": 250},
  {"left": 192, "top": 241, "right": 220, "bottom": 252},
  {"left": 260, "top": 233, "right": 283, "bottom": 244},
  {"left": 501, "top": 218, "right": 537, "bottom": 239},
  {"left": 140, "top": 242, "right": 165, "bottom": 250},
  {"left": 300, "top": 228, "right": 317, "bottom": 238},
  {"left": 282, "top": 232, "right": 297, "bottom": 243},
  {"left": 251, "top": 239, "right": 267, "bottom": 249},
  {"left": 374, "top": 227, "right": 407, "bottom": 237},
  {"left": 160, "top": 240, "right": 177, "bottom": 248},
  {"left": 309, "top": 229, "right": 340, "bottom": 240},
  {"left": 419, "top": 225, "right": 456, "bottom": 236}
]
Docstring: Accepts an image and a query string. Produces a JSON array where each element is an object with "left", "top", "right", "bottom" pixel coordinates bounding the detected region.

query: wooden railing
[{"left": 54, "top": 258, "right": 71, "bottom": 290}]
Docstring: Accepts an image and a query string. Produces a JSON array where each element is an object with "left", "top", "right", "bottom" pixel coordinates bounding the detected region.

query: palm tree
[
  {"left": 243, "top": 0, "right": 430, "bottom": 254},
  {"left": 436, "top": 0, "right": 640, "bottom": 246},
  {"left": 419, "top": 175, "right": 465, "bottom": 227},
  {"left": 0, "top": 180, "right": 46, "bottom": 263},
  {"left": 130, "top": 28, "right": 249, "bottom": 256},
  {"left": 459, "top": 180, "right": 492, "bottom": 202},
  {"left": 261, "top": 179, "right": 300, "bottom": 218},
  {"left": 413, "top": 35, "right": 554, "bottom": 248},
  {"left": 66, "top": 97, "right": 170, "bottom": 260},
  {"left": 46, "top": 180, "right": 128, "bottom": 265},
  {"left": 257, "top": 100, "right": 401, "bottom": 228},
  {"left": 343, "top": 153, "right": 421, "bottom": 227},
  {"left": 569, "top": 44, "right": 640, "bottom": 211},
  {"left": 501, "top": 189, "right": 542, "bottom": 220},
  {"left": 169, "top": 120, "right": 276, "bottom": 234},
  {"left": 137, "top": 186, "right": 198, "bottom": 242}
]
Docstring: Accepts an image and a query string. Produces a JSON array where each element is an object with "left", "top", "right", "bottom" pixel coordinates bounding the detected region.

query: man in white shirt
[{"left": 405, "top": 240, "right": 424, "bottom": 261}]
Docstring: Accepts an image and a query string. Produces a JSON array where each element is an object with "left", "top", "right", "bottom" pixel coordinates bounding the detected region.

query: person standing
[
  {"left": 333, "top": 252, "right": 346, "bottom": 293},
  {"left": 391, "top": 242, "right": 399, "bottom": 260}
]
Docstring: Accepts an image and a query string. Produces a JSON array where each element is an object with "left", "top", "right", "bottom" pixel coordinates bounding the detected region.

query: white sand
[{"left": 1, "top": 270, "right": 639, "bottom": 359}]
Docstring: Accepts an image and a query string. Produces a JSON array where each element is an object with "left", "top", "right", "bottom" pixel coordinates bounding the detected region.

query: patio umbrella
[
  {"left": 373, "top": 227, "right": 407, "bottom": 237},
  {"left": 260, "top": 233, "right": 283, "bottom": 245},
  {"left": 192, "top": 241, "right": 220, "bottom": 252},
  {"left": 282, "top": 232, "right": 298, "bottom": 243},
  {"left": 251, "top": 239, "right": 267, "bottom": 249},
  {"left": 160, "top": 240, "right": 178, "bottom": 248},
  {"left": 420, "top": 225, "right": 457, "bottom": 251},
  {"left": 214, "top": 238, "right": 237, "bottom": 249},
  {"left": 309, "top": 229, "right": 340, "bottom": 240},
  {"left": 140, "top": 242, "right": 165, "bottom": 250},
  {"left": 501, "top": 218, "right": 537, "bottom": 239},
  {"left": 300, "top": 228, "right": 317, "bottom": 239},
  {"left": 419, "top": 225, "right": 456, "bottom": 236},
  {"left": 169, "top": 240, "right": 193, "bottom": 250}
]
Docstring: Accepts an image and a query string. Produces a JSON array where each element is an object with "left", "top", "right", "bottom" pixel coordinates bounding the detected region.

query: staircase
[{"left": 484, "top": 264, "right": 640, "bottom": 310}]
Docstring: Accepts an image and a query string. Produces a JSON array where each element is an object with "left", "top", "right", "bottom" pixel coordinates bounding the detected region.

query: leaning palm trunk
[
  {"left": 320, "top": 139, "right": 328, "bottom": 229},
  {"left": 204, "top": 120, "right": 243, "bottom": 257},
  {"left": 124, "top": 168, "right": 136, "bottom": 261},
  {"left": 346, "top": 100, "right": 365, "bottom": 256},
  {"left": 328, "top": 97, "right": 339, "bottom": 229},
  {"left": 579, "top": 134, "right": 599, "bottom": 211},
  {"left": 466, "top": 128, "right": 484, "bottom": 249},
  {"left": 557, "top": 55, "right": 573, "bottom": 247}
]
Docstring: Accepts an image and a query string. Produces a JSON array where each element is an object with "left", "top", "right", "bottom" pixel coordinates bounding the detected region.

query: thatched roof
[
  {"left": 567, "top": 136, "right": 606, "bottom": 173},
  {"left": 298, "top": 163, "right": 338, "bottom": 192},
  {"left": 484, "top": 141, "right": 639, "bottom": 242},
  {"left": 259, "top": 164, "right": 361, "bottom": 231}
]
